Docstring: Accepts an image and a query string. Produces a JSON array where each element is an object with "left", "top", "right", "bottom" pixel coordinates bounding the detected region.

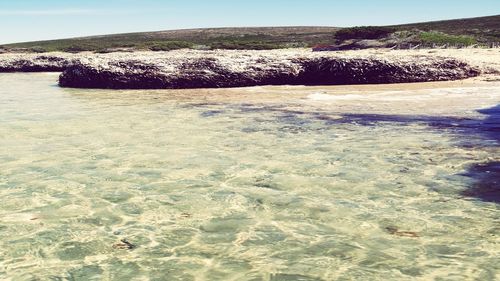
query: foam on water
[{"left": 0, "top": 73, "right": 498, "bottom": 280}]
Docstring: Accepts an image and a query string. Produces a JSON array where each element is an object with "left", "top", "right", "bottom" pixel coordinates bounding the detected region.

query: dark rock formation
[
  {"left": 59, "top": 54, "right": 480, "bottom": 89},
  {"left": 0, "top": 55, "right": 73, "bottom": 72},
  {"left": 0, "top": 50, "right": 482, "bottom": 89}
]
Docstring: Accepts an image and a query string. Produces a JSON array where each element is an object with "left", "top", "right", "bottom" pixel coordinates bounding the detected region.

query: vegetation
[
  {"left": 418, "top": 31, "right": 477, "bottom": 45},
  {"left": 335, "top": 26, "right": 396, "bottom": 40},
  {"left": 11, "top": 46, "right": 48, "bottom": 53},
  {"left": 392, "top": 14, "right": 500, "bottom": 41},
  {"left": 2, "top": 15, "right": 498, "bottom": 52},
  {"left": 3, "top": 27, "right": 338, "bottom": 52},
  {"left": 147, "top": 41, "right": 193, "bottom": 51},
  {"left": 206, "top": 36, "right": 289, "bottom": 50},
  {"left": 63, "top": 45, "right": 96, "bottom": 53},
  {"left": 208, "top": 42, "right": 281, "bottom": 50}
]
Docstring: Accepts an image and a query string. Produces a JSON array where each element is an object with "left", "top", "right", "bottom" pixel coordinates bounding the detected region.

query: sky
[{"left": 1, "top": 0, "right": 499, "bottom": 44}]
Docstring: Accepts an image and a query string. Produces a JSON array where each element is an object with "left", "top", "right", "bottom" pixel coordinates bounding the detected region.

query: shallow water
[{"left": 0, "top": 73, "right": 499, "bottom": 280}]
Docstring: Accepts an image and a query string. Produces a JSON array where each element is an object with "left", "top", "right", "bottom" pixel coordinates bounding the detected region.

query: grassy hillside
[
  {"left": 392, "top": 14, "right": 500, "bottom": 41},
  {"left": 2, "top": 27, "right": 340, "bottom": 52},
  {"left": 2, "top": 15, "right": 499, "bottom": 53}
]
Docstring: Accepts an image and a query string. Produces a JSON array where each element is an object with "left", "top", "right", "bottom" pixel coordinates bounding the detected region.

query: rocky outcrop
[
  {"left": 0, "top": 50, "right": 482, "bottom": 89},
  {"left": 0, "top": 55, "right": 74, "bottom": 72},
  {"left": 58, "top": 50, "right": 480, "bottom": 89}
]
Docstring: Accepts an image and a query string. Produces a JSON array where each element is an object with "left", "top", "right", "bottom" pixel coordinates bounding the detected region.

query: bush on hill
[
  {"left": 209, "top": 41, "right": 286, "bottom": 50},
  {"left": 147, "top": 41, "right": 193, "bottom": 51},
  {"left": 63, "top": 45, "right": 97, "bottom": 53},
  {"left": 335, "top": 26, "right": 396, "bottom": 40},
  {"left": 418, "top": 31, "right": 477, "bottom": 45}
]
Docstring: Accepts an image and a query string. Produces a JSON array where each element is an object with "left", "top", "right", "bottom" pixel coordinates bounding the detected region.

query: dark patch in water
[
  {"left": 335, "top": 105, "right": 500, "bottom": 145},
  {"left": 239, "top": 104, "right": 286, "bottom": 113},
  {"left": 337, "top": 105, "right": 500, "bottom": 203},
  {"left": 311, "top": 113, "right": 336, "bottom": 121},
  {"left": 270, "top": 273, "right": 324, "bottom": 281},
  {"left": 476, "top": 105, "right": 500, "bottom": 143},
  {"left": 241, "top": 127, "right": 261, "bottom": 133},
  {"left": 278, "top": 125, "right": 311, "bottom": 134},
  {"left": 336, "top": 105, "right": 500, "bottom": 203},
  {"left": 460, "top": 162, "right": 500, "bottom": 203},
  {"left": 231, "top": 104, "right": 318, "bottom": 134},
  {"left": 193, "top": 102, "right": 499, "bottom": 204},
  {"left": 385, "top": 226, "right": 420, "bottom": 238},
  {"left": 234, "top": 103, "right": 497, "bottom": 140},
  {"left": 200, "top": 110, "right": 225, "bottom": 117},
  {"left": 333, "top": 114, "right": 468, "bottom": 128},
  {"left": 277, "top": 113, "right": 311, "bottom": 126},
  {"left": 180, "top": 102, "right": 223, "bottom": 109},
  {"left": 234, "top": 103, "right": 500, "bottom": 203},
  {"left": 275, "top": 113, "right": 313, "bottom": 134}
]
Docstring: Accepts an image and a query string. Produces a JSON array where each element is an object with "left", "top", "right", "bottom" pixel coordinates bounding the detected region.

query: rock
[
  {"left": 0, "top": 54, "right": 73, "bottom": 72},
  {"left": 385, "top": 226, "right": 420, "bottom": 238},
  {"left": 112, "top": 239, "right": 136, "bottom": 250},
  {"left": 58, "top": 50, "right": 480, "bottom": 89},
  {"left": 0, "top": 49, "right": 483, "bottom": 88}
]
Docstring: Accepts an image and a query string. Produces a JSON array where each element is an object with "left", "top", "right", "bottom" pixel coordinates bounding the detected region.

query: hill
[
  {"left": 2, "top": 15, "right": 499, "bottom": 53},
  {"left": 2, "top": 27, "right": 341, "bottom": 52},
  {"left": 392, "top": 14, "right": 500, "bottom": 41}
]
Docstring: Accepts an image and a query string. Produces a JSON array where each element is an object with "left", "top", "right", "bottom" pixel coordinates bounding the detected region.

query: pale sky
[{"left": 1, "top": 0, "right": 499, "bottom": 44}]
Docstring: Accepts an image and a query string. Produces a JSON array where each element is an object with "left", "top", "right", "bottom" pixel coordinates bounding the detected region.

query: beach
[{"left": 1, "top": 2, "right": 499, "bottom": 278}]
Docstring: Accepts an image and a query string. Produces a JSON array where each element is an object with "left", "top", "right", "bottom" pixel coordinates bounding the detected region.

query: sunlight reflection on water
[{"left": 0, "top": 73, "right": 498, "bottom": 280}]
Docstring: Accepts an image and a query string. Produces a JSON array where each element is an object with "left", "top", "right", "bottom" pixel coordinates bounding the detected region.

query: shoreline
[
  {"left": 0, "top": 69, "right": 498, "bottom": 93},
  {"left": 3, "top": 72, "right": 498, "bottom": 118}
]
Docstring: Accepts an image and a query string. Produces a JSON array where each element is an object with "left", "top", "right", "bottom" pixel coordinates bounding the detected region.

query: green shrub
[
  {"left": 28, "top": 46, "right": 48, "bottom": 53},
  {"left": 209, "top": 41, "right": 285, "bottom": 50},
  {"left": 63, "top": 45, "right": 94, "bottom": 53},
  {"left": 335, "top": 26, "right": 396, "bottom": 40},
  {"left": 148, "top": 41, "right": 192, "bottom": 51},
  {"left": 418, "top": 31, "right": 476, "bottom": 45},
  {"left": 94, "top": 48, "right": 114, "bottom": 54}
]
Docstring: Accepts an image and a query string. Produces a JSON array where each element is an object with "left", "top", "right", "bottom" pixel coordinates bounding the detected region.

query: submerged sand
[{"left": 0, "top": 72, "right": 498, "bottom": 279}]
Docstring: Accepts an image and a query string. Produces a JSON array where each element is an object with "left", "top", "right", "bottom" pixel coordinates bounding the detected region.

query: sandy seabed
[{"left": 0, "top": 49, "right": 498, "bottom": 280}]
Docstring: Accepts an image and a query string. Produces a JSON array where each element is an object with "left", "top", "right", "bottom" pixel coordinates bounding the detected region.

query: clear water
[{"left": 0, "top": 73, "right": 498, "bottom": 280}]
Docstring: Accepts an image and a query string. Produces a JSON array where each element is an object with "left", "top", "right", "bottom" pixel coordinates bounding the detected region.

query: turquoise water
[{"left": 0, "top": 73, "right": 498, "bottom": 280}]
